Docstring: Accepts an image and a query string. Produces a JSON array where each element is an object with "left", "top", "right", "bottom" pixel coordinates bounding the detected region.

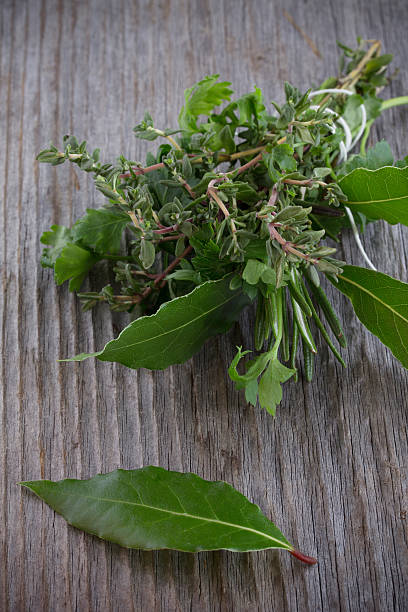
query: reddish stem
[
  {"left": 154, "top": 244, "right": 193, "bottom": 288},
  {"left": 153, "top": 218, "right": 192, "bottom": 235},
  {"left": 290, "top": 549, "right": 318, "bottom": 565},
  {"left": 180, "top": 179, "right": 196, "bottom": 198},
  {"left": 158, "top": 234, "right": 184, "bottom": 242},
  {"left": 120, "top": 162, "right": 165, "bottom": 178},
  {"left": 153, "top": 223, "right": 180, "bottom": 235},
  {"left": 236, "top": 151, "right": 263, "bottom": 175},
  {"left": 268, "top": 183, "right": 278, "bottom": 207},
  {"left": 268, "top": 224, "right": 317, "bottom": 263}
]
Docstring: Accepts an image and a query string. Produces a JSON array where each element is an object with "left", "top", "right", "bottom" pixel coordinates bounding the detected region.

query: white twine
[{"left": 308, "top": 88, "right": 376, "bottom": 270}]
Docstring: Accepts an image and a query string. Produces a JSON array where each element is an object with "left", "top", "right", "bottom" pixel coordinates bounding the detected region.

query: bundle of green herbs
[
  {"left": 37, "top": 39, "right": 408, "bottom": 416},
  {"left": 25, "top": 37, "right": 408, "bottom": 563}
]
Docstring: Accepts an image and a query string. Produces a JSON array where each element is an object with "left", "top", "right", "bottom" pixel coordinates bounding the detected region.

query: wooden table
[{"left": 1, "top": 1, "right": 407, "bottom": 610}]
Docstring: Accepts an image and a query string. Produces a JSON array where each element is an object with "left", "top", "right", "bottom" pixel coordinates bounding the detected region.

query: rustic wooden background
[{"left": 1, "top": 0, "right": 407, "bottom": 610}]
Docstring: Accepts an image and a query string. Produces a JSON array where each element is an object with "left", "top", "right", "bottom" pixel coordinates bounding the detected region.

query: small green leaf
[
  {"left": 54, "top": 244, "right": 99, "bottom": 291},
  {"left": 339, "top": 166, "right": 408, "bottom": 226},
  {"left": 140, "top": 239, "right": 156, "bottom": 269},
  {"left": 133, "top": 112, "right": 161, "bottom": 141},
  {"left": 73, "top": 208, "right": 130, "bottom": 254},
  {"left": 64, "top": 276, "right": 250, "bottom": 368},
  {"left": 333, "top": 266, "right": 408, "bottom": 368},
  {"left": 40, "top": 225, "right": 73, "bottom": 268},
  {"left": 258, "top": 358, "right": 296, "bottom": 416},
  {"left": 242, "top": 259, "right": 267, "bottom": 285},
  {"left": 20, "top": 466, "right": 300, "bottom": 554},
  {"left": 269, "top": 143, "right": 297, "bottom": 174},
  {"left": 179, "top": 75, "right": 233, "bottom": 132},
  {"left": 342, "top": 94, "right": 364, "bottom": 132}
]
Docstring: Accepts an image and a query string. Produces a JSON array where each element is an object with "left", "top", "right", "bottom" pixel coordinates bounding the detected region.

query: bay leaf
[
  {"left": 64, "top": 276, "right": 250, "bottom": 369},
  {"left": 21, "top": 466, "right": 309, "bottom": 555},
  {"left": 334, "top": 266, "right": 408, "bottom": 368}
]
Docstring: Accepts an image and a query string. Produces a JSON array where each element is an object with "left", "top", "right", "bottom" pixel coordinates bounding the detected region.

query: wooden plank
[{"left": 0, "top": 0, "right": 407, "bottom": 610}]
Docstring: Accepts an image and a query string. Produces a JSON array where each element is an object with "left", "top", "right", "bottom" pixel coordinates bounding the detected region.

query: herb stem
[
  {"left": 157, "top": 234, "right": 184, "bottom": 242},
  {"left": 128, "top": 210, "right": 143, "bottom": 232},
  {"left": 380, "top": 96, "right": 408, "bottom": 111},
  {"left": 166, "top": 134, "right": 182, "bottom": 150},
  {"left": 341, "top": 40, "right": 381, "bottom": 90},
  {"left": 268, "top": 287, "right": 284, "bottom": 359},
  {"left": 207, "top": 183, "right": 237, "bottom": 234},
  {"left": 121, "top": 141, "right": 285, "bottom": 179},
  {"left": 155, "top": 245, "right": 193, "bottom": 287},
  {"left": 268, "top": 224, "right": 317, "bottom": 263}
]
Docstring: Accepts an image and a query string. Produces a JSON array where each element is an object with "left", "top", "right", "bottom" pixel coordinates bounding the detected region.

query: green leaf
[
  {"left": 64, "top": 276, "right": 251, "bottom": 368},
  {"left": 341, "top": 141, "right": 393, "bottom": 175},
  {"left": 55, "top": 244, "right": 99, "bottom": 291},
  {"left": 364, "top": 53, "right": 393, "bottom": 75},
  {"left": 133, "top": 112, "right": 161, "bottom": 141},
  {"left": 73, "top": 208, "right": 130, "bottom": 254},
  {"left": 269, "top": 144, "right": 297, "bottom": 175},
  {"left": 140, "top": 239, "right": 156, "bottom": 269},
  {"left": 191, "top": 237, "right": 234, "bottom": 280},
  {"left": 333, "top": 266, "right": 408, "bottom": 368},
  {"left": 21, "top": 466, "right": 297, "bottom": 554},
  {"left": 221, "top": 87, "right": 268, "bottom": 128},
  {"left": 340, "top": 165, "right": 408, "bottom": 225},
  {"left": 342, "top": 94, "right": 364, "bottom": 132},
  {"left": 242, "top": 259, "right": 267, "bottom": 285},
  {"left": 40, "top": 225, "right": 73, "bottom": 268},
  {"left": 258, "top": 358, "right": 296, "bottom": 416},
  {"left": 178, "top": 75, "right": 233, "bottom": 132}
]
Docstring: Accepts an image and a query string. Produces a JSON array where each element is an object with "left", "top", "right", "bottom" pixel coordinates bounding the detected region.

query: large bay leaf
[
  {"left": 21, "top": 466, "right": 313, "bottom": 557},
  {"left": 339, "top": 166, "right": 408, "bottom": 225},
  {"left": 65, "top": 276, "right": 250, "bottom": 369},
  {"left": 334, "top": 266, "right": 408, "bottom": 368}
]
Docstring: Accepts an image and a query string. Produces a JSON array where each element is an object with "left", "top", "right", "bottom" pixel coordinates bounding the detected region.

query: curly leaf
[
  {"left": 19, "top": 466, "right": 315, "bottom": 557},
  {"left": 334, "top": 266, "right": 408, "bottom": 368},
  {"left": 178, "top": 75, "right": 233, "bottom": 132},
  {"left": 55, "top": 244, "right": 99, "bottom": 291},
  {"left": 258, "top": 358, "right": 296, "bottom": 416},
  {"left": 339, "top": 165, "right": 408, "bottom": 225},
  {"left": 63, "top": 276, "right": 251, "bottom": 368},
  {"left": 40, "top": 225, "right": 73, "bottom": 268},
  {"left": 73, "top": 208, "right": 130, "bottom": 254}
]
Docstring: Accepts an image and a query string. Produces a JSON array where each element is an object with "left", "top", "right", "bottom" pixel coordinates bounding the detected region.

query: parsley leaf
[
  {"left": 72, "top": 208, "right": 130, "bottom": 254},
  {"left": 54, "top": 244, "right": 99, "bottom": 291},
  {"left": 178, "top": 75, "right": 233, "bottom": 132},
  {"left": 40, "top": 225, "right": 73, "bottom": 268}
]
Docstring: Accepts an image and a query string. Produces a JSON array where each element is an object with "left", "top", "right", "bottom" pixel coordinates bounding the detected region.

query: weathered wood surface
[{"left": 1, "top": 0, "right": 407, "bottom": 610}]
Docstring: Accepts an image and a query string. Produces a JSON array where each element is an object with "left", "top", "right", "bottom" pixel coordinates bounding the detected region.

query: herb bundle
[{"left": 38, "top": 39, "right": 408, "bottom": 416}]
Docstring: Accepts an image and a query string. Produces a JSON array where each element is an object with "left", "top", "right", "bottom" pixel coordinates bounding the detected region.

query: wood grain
[{"left": 1, "top": 0, "right": 407, "bottom": 610}]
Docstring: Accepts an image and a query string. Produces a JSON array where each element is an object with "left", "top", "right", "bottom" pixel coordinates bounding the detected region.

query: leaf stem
[
  {"left": 268, "top": 287, "right": 284, "bottom": 359},
  {"left": 380, "top": 96, "right": 408, "bottom": 111},
  {"left": 289, "top": 549, "right": 318, "bottom": 565},
  {"left": 207, "top": 182, "right": 238, "bottom": 235},
  {"left": 165, "top": 134, "right": 182, "bottom": 150}
]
